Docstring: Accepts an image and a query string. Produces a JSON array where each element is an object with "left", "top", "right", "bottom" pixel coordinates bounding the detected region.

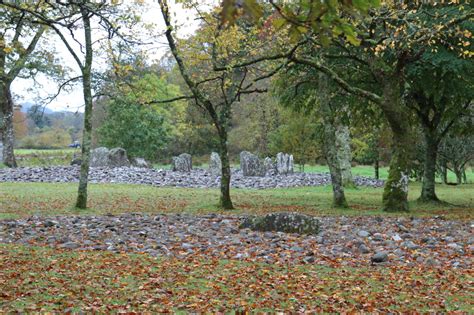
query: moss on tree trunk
[
  {"left": 75, "top": 8, "right": 93, "bottom": 209},
  {"left": 380, "top": 77, "right": 411, "bottom": 212},
  {"left": 419, "top": 131, "right": 439, "bottom": 202},
  {"left": 0, "top": 83, "right": 17, "bottom": 167}
]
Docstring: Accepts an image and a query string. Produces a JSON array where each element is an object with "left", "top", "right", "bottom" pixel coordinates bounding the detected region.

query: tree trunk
[
  {"left": 0, "top": 83, "right": 17, "bottom": 167},
  {"left": 380, "top": 77, "right": 411, "bottom": 212},
  {"left": 438, "top": 159, "right": 448, "bottom": 184},
  {"left": 374, "top": 159, "right": 379, "bottom": 180},
  {"left": 217, "top": 130, "right": 234, "bottom": 209},
  {"left": 75, "top": 10, "right": 93, "bottom": 209},
  {"left": 419, "top": 131, "right": 439, "bottom": 202},
  {"left": 335, "top": 123, "right": 354, "bottom": 186},
  {"left": 455, "top": 168, "right": 463, "bottom": 185},
  {"left": 319, "top": 74, "right": 348, "bottom": 208}
]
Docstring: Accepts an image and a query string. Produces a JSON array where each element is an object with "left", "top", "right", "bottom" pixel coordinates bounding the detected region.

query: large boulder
[
  {"left": 240, "top": 151, "right": 265, "bottom": 177},
  {"left": 263, "top": 157, "right": 276, "bottom": 176},
  {"left": 131, "top": 157, "right": 149, "bottom": 168},
  {"left": 172, "top": 153, "right": 192, "bottom": 172},
  {"left": 276, "top": 152, "right": 294, "bottom": 175},
  {"left": 108, "top": 148, "right": 130, "bottom": 167},
  {"left": 240, "top": 212, "right": 320, "bottom": 235},
  {"left": 90, "top": 147, "right": 110, "bottom": 167},
  {"left": 209, "top": 152, "right": 222, "bottom": 176}
]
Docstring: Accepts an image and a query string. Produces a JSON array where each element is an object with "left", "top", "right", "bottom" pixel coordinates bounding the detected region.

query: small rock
[
  {"left": 392, "top": 234, "right": 402, "bottom": 242},
  {"left": 358, "top": 244, "right": 370, "bottom": 254},
  {"left": 303, "top": 256, "right": 315, "bottom": 264},
  {"left": 371, "top": 252, "right": 389, "bottom": 263},
  {"left": 357, "top": 230, "right": 370, "bottom": 238}
]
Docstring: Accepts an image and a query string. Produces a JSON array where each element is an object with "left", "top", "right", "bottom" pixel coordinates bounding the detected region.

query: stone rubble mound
[{"left": 0, "top": 166, "right": 385, "bottom": 189}]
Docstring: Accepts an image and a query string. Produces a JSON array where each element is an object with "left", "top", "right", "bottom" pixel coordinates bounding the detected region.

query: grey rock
[
  {"left": 392, "top": 234, "right": 402, "bottom": 242},
  {"left": 240, "top": 151, "right": 265, "bottom": 177},
  {"left": 172, "top": 153, "right": 192, "bottom": 172},
  {"left": 303, "top": 256, "right": 315, "bottom": 263},
  {"left": 358, "top": 230, "right": 370, "bottom": 238},
  {"left": 371, "top": 251, "right": 389, "bottom": 263},
  {"left": 276, "top": 152, "right": 294, "bottom": 175},
  {"left": 108, "top": 148, "right": 130, "bottom": 167},
  {"left": 90, "top": 147, "right": 110, "bottom": 167},
  {"left": 240, "top": 212, "right": 320, "bottom": 235},
  {"left": 131, "top": 157, "right": 149, "bottom": 168},
  {"left": 402, "top": 241, "right": 419, "bottom": 250},
  {"left": 209, "top": 152, "right": 222, "bottom": 177},
  {"left": 263, "top": 157, "right": 276, "bottom": 176},
  {"left": 358, "top": 244, "right": 370, "bottom": 254}
]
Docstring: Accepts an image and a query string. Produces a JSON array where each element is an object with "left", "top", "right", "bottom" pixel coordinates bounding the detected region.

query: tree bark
[
  {"left": 419, "top": 130, "right": 439, "bottom": 202},
  {"left": 374, "top": 159, "right": 379, "bottom": 180},
  {"left": 335, "top": 123, "right": 354, "bottom": 186},
  {"left": 217, "top": 129, "right": 234, "bottom": 209},
  {"left": 319, "top": 74, "right": 348, "bottom": 208},
  {"left": 75, "top": 8, "right": 93, "bottom": 209},
  {"left": 380, "top": 77, "right": 411, "bottom": 212},
  {"left": 0, "top": 82, "right": 17, "bottom": 167}
]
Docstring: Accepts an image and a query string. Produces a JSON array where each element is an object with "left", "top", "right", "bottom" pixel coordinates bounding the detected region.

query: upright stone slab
[
  {"left": 90, "top": 147, "right": 110, "bottom": 167},
  {"left": 263, "top": 157, "right": 276, "bottom": 176},
  {"left": 209, "top": 152, "right": 222, "bottom": 176},
  {"left": 108, "top": 148, "right": 130, "bottom": 167},
  {"left": 172, "top": 153, "right": 192, "bottom": 172},
  {"left": 131, "top": 157, "right": 149, "bottom": 168},
  {"left": 276, "top": 152, "right": 294, "bottom": 175},
  {"left": 240, "top": 151, "right": 265, "bottom": 177},
  {"left": 0, "top": 141, "right": 3, "bottom": 164}
]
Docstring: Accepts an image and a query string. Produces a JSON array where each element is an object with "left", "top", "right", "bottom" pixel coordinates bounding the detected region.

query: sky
[{"left": 11, "top": 1, "right": 210, "bottom": 112}]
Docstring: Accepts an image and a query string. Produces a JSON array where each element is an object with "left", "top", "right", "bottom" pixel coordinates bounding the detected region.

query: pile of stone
[
  {"left": 0, "top": 213, "right": 470, "bottom": 267},
  {"left": 0, "top": 165, "right": 385, "bottom": 188}
]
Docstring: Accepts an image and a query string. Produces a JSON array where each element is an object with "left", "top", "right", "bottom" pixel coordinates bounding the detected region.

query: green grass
[
  {"left": 14, "top": 148, "right": 78, "bottom": 155},
  {"left": 1, "top": 181, "right": 472, "bottom": 220},
  {"left": 0, "top": 244, "right": 471, "bottom": 312}
]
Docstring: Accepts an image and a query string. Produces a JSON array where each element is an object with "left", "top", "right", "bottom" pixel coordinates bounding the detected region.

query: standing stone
[
  {"left": 131, "top": 157, "right": 149, "bottom": 168},
  {"left": 240, "top": 151, "right": 265, "bottom": 177},
  {"left": 263, "top": 157, "right": 276, "bottom": 175},
  {"left": 209, "top": 152, "right": 222, "bottom": 176},
  {"left": 108, "top": 148, "right": 130, "bottom": 167},
  {"left": 276, "top": 152, "right": 294, "bottom": 175},
  {"left": 172, "top": 153, "right": 192, "bottom": 172},
  {"left": 0, "top": 141, "right": 3, "bottom": 164},
  {"left": 90, "top": 147, "right": 110, "bottom": 167}
]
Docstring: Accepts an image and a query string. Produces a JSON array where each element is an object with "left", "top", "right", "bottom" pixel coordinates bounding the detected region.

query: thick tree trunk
[
  {"left": 319, "top": 74, "right": 348, "bottom": 208},
  {"left": 0, "top": 83, "right": 17, "bottom": 167},
  {"left": 217, "top": 130, "right": 234, "bottom": 209},
  {"left": 324, "top": 127, "right": 348, "bottom": 208},
  {"left": 380, "top": 77, "right": 411, "bottom": 212},
  {"left": 335, "top": 123, "right": 354, "bottom": 186},
  {"left": 419, "top": 131, "right": 439, "bottom": 202},
  {"left": 75, "top": 10, "right": 93, "bottom": 209},
  {"left": 455, "top": 168, "right": 463, "bottom": 185}
]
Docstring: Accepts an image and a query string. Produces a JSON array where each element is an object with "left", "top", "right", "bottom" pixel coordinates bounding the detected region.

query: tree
[
  {"left": 0, "top": 5, "right": 46, "bottom": 167},
  {"left": 3, "top": 1, "right": 142, "bottom": 208},
  {"left": 406, "top": 45, "right": 474, "bottom": 201},
  {"left": 158, "top": 0, "right": 280, "bottom": 209}
]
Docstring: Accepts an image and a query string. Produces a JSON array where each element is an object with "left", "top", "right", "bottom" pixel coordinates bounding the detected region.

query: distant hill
[{"left": 19, "top": 102, "right": 55, "bottom": 114}]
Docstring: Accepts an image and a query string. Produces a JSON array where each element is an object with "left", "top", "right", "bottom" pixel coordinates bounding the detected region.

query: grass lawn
[
  {"left": 0, "top": 244, "right": 471, "bottom": 312},
  {"left": 0, "top": 181, "right": 472, "bottom": 220},
  {"left": 14, "top": 148, "right": 78, "bottom": 155}
]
